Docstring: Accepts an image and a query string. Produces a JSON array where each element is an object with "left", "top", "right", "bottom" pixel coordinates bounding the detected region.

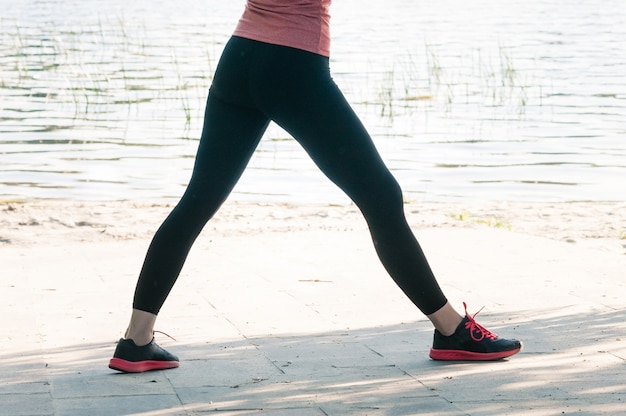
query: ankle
[
  {"left": 124, "top": 309, "right": 158, "bottom": 346},
  {"left": 124, "top": 331, "right": 153, "bottom": 347},
  {"left": 437, "top": 317, "right": 463, "bottom": 336},
  {"left": 427, "top": 302, "right": 464, "bottom": 336}
]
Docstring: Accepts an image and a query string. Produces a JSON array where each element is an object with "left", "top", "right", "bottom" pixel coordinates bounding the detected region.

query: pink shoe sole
[
  {"left": 109, "top": 358, "right": 179, "bottom": 373},
  {"left": 429, "top": 345, "right": 522, "bottom": 361}
]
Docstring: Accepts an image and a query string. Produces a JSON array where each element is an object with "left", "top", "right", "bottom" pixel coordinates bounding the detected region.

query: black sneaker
[
  {"left": 429, "top": 303, "right": 522, "bottom": 361},
  {"left": 109, "top": 338, "right": 179, "bottom": 373}
]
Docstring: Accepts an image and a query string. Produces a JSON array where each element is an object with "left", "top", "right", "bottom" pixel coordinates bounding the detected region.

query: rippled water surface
[{"left": 1, "top": 0, "right": 625, "bottom": 203}]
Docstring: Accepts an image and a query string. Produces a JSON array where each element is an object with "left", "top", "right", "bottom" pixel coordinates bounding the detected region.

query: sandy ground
[{"left": 1, "top": 199, "right": 624, "bottom": 255}]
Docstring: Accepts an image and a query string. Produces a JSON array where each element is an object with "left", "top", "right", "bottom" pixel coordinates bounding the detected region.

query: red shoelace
[
  {"left": 463, "top": 302, "right": 498, "bottom": 341},
  {"left": 154, "top": 330, "right": 177, "bottom": 341}
]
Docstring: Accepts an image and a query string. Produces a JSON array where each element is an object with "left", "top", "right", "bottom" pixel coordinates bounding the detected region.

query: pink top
[{"left": 233, "top": 0, "right": 332, "bottom": 57}]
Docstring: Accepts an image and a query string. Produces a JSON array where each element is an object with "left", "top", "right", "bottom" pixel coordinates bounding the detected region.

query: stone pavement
[{"left": 2, "top": 222, "right": 626, "bottom": 415}]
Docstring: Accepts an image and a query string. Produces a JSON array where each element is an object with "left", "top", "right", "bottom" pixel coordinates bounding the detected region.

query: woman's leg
[
  {"left": 250, "top": 46, "right": 521, "bottom": 361},
  {"left": 129, "top": 37, "right": 271, "bottom": 326},
  {"left": 249, "top": 46, "right": 452, "bottom": 319},
  {"left": 126, "top": 93, "right": 270, "bottom": 342}
]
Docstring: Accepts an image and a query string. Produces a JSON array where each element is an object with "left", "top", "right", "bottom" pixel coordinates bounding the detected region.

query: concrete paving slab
[
  {"left": 1, "top": 392, "right": 53, "bottom": 416},
  {"left": 52, "top": 395, "right": 184, "bottom": 416}
]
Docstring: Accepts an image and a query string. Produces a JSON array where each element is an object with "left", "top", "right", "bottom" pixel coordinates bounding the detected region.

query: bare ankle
[
  {"left": 427, "top": 302, "right": 463, "bottom": 336},
  {"left": 124, "top": 331, "right": 153, "bottom": 346},
  {"left": 124, "top": 309, "right": 158, "bottom": 346}
]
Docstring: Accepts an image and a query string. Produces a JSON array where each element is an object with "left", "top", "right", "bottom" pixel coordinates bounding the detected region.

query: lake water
[{"left": 1, "top": 0, "right": 625, "bottom": 203}]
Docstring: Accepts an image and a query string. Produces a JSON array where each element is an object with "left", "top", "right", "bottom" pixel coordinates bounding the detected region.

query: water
[{"left": 1, "top": 0, "right": 625, "bottom": 203}]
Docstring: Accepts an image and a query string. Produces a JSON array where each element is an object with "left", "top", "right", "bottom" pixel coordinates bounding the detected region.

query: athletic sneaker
[
  {"left": 109, "top": 338, "right": 179, "bottom": 373},
  {"left": 429, "top": 303, "right": 522, "bottom": 361}
]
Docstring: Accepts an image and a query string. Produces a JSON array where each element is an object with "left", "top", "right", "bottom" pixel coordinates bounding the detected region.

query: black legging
[{"left": 132, "top": 37, "right": 447, "bottom": 316}]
